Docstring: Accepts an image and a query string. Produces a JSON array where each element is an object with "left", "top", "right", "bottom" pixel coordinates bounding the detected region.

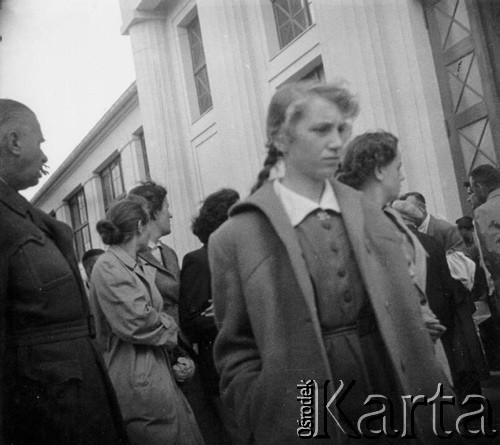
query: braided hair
[{"left": 251, "top": 81, "right": 359, "bottom": 193}]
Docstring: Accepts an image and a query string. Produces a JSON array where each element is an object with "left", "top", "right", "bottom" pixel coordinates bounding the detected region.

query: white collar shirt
[
  {"left": 418, "top": 213, "right": 431, "bottom": 234},
  {"left": 273, "top": 179, "right": 341, "bottom": 227},
  {"left": 148, "top": 240, "right": 163, "bottom": 264}
]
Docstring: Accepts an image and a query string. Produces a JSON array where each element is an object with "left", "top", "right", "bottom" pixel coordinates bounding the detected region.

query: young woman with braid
[{"left": 209, "top": 82, "right": 460, "bottom": 444}]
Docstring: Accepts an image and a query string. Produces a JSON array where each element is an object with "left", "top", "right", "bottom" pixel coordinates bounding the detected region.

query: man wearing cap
[{"left": 0, "top": 99, "right": 128, "bottom": 444}]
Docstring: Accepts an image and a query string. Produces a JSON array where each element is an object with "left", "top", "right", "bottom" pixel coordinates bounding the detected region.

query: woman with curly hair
[
  {"left": 338, "top": 130, "right": 452, "bottom": 379},
  {"left": 337, "top": 131, "right": 402, "bottom": 198},
  {"left": 209, "top": 84, "right": 458, "bottom": 444},
  {"left": 179, "top": 188, "right": 240, "bottom": 443}
]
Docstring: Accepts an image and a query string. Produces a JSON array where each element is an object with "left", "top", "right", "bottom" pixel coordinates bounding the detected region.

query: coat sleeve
[
  {"left": 475, "top": 205, "right": 500, "bottom": 280},
  {"left": 179, "top": 251, "right": 217, "bottom": 343},
  {"left": 91, "top": 258, "right": 178, "bottom": 348},
  {"left": 209, "top": 229, "right": 263, "bottom": 439}
]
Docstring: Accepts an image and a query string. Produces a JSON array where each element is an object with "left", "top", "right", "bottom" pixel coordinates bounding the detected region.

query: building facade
[{"left": 33, "top": 0, "right": 500, "bottom": 262}]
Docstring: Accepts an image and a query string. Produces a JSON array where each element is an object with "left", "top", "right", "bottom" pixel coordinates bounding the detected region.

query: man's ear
[
  {"left": 6, "top": 131, "right": 21, "bottom": 156},
  {"left": 374, "top": 165, "right": 384, "bottom": 181}
]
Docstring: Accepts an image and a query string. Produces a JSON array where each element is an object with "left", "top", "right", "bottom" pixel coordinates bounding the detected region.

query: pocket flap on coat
[{"left": 24, "top": 359, "right": 83, "bottom": 385}]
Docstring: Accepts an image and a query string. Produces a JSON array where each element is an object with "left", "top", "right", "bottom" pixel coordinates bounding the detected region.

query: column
[
  {"left": 314, "top": 0, "right": 461, "bottom": 221},
  {"left": 121, "top": 0, "right": 200, "bottom": 256},
  {"left": 197, "top": 0, "right": 270, "bottom": 193}
]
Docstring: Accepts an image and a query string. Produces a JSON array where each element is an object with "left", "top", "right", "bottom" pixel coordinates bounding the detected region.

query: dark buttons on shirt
[
  {"left": 338, "top": 267, "right": 346, "bottom": 278},
  {"left": 321, "top": 220, "right": 332, "bottom": 230},
  {"left": 330, "top": 242, "right": 338, "bottom": 253}
]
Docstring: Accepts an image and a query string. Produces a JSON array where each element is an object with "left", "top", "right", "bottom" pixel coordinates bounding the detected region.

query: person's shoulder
[
  {"left": 182, "top": 246, "right": 207, "bottom": 266},
  {"left": 160, "top": 241, "right": 177, "bottom": 258},
  {"left": 480, "top": 190, "right": 500, "bottom": 213},
  {"left": 430, "top": 214, "right": 455, "bottom": 231},
  {"left": 93, "top": 250, "right": 117, "bottom": 270},
  {"left": 186, "top": 246, "right": 206, "bottom": 259},
  {"left": 474, "top": 197, "right": 499, "bottom": 221},
  {"left": 416, "top": 230, "right": 443, "bottom": 254}
]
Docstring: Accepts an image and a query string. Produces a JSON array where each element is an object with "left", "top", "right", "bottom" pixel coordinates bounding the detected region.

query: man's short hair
[
  {"left": 0, "top": 100, "right": 35, "bottom": 151},
  {"left": 456, "top": 216, "right": 474, "bottom": 230},
  {"left": 81, "top": 248, "right": 105, "bottom": 264},
  {"left": 400, "top": 191, "right": 426, "bottom": 207},
  {"left": 469, "top": 164, "right": 500, "bottom": 193},
  {"left": 0, "top": 99, "right": 34, "bottom": 130}
]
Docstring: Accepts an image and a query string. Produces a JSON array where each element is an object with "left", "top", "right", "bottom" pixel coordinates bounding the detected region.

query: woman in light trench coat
[
  {"left": 90, "top": 198, "right": 204, "bottom": 445},
  {"left": 209, "top": 82, "right": 461, "bottom": 445}
]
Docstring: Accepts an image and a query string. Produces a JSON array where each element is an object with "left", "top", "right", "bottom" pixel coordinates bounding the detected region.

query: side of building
[{"left": 33, "top": 0, "right": 500, "bottom": 261}]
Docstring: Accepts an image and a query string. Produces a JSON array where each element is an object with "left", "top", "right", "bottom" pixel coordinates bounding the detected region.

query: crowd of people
[{"left": 1, "top": 80, "right": 500, "bottom": 444}]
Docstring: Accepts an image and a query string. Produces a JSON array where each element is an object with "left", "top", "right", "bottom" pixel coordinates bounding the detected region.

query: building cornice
[
  {"left": 120, "top": 0, "right": 169, "bottom": 35},
  {"left": 31, "top": 82, "right": 139, "bottom": 206}
]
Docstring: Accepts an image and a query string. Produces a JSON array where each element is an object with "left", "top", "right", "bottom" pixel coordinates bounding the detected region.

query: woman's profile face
[
  {"left": 379, "top": 150, "right": 404, "bottom": 202},
  {"left": 281, "top": 96, "right": 352, "bottom": 185}
]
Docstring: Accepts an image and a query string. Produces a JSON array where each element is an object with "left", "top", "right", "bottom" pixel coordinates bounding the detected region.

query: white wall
[{"left": 36, "top": 0, "right": 467, "bottom": 264}]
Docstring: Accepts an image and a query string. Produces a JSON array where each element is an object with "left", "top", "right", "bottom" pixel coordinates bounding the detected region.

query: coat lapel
[
  {"left": 234, "top": 183, "right": 325, "bottom": 360},
  {"left": 109, "top": 246, "right": 154, "bottom": 295},
  {"left": 140, "top": 249, "right": 168, "bottom": 273},
  {"left": 331, "top": 180, "right": 368, "bottom": 263},
  {"left": 139, "top": 247, "right": 178, "bottom": 281},
  {"left": 246, "top": 184, "right": 317, "bottom": 315},
  {"left": 384, "top": 207, "right": 428, "bottom": 296}
]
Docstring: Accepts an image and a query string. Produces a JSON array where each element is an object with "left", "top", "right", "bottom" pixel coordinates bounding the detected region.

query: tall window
[
  {"left": 187, "top": 16, "right": 213, "bottom": 115},
  {"left": 138, "top": 129, "right": 151, "bottom": 181},
  {"left": 101, "top": 156, "right": 125, "bottom": 212},
  {"left": 68, "top": 188, "right": 91, "bottom": 260},
  {"left": 272, "top": 0, "right": 312, "bottom": 49}
]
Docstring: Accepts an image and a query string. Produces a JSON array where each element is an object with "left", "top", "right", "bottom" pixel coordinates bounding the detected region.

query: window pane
[
  {"left": 101, "top": 168, "right": 113, "bottom": 210},
  {"left": 74, "top": 230, "right": 84, "bottom": 260},
  {"left": 69, "top": 198, "right": 79, "bottom": 227},
  {"left": 273, "top": 0, "right": 312, "bottom": 48},
  {"left": 139, "top": 131, "right": 151, "bottom": 180},
  {"left": 290, "top": 0, "right": 303, "bottom": 16},
  {"left": 195, "top": 67, "right": 213, "bottom": 114},
  {"left": 187, "top": 16, "right": 212, "bottom": 115},
  {"left": 279, "top": 22, "right": 294, "bottom": 47},
  {"left": 188, "top": 17, "right": 205, "bottom": 71},
  {"left": 83, "top": 225, "right": 92, "bottom": 252},
  {"left": 111, "top": 163, "right": 124, "bottom": 198},
  {"left": 77, "top": 192, "right": 88, "bottom": 223}
]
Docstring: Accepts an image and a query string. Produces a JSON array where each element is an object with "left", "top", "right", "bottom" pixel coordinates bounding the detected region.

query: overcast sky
[{"left": 0, "top": 0, "right": 136, "bottom": 199}]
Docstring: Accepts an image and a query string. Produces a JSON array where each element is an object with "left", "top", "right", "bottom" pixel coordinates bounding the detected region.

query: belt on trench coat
[{"left": 13, "top": 315, "right": 96, "bottom": 347}]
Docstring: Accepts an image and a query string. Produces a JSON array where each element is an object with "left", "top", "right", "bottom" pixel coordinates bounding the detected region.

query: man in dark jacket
[{"left": 0, "top": 99, "right": 128, "bottom": 444}]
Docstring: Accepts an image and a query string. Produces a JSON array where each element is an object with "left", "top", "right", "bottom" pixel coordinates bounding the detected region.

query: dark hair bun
[{"left": 96, "top": 220, "right": 123, "bottom": 245}]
